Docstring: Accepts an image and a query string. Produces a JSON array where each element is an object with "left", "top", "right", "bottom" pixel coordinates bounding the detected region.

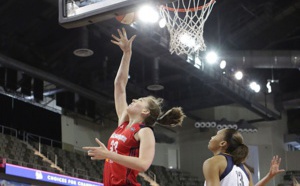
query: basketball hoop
[{"left": 159, "top": 0, "right": 216, "bottom": 56}]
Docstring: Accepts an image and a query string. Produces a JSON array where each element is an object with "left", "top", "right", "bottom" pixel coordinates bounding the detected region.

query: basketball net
[{"left": 160, "top": 0, "right": 216, "bottom": 56}]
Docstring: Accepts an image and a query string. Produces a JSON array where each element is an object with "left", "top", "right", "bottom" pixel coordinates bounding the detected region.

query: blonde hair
[{"left": 143, "top": 96, "right": 186, "bottom": 127}]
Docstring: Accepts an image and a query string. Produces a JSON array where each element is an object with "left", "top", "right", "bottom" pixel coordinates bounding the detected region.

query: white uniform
[{"left": 205, "top": 153, "right": 250, "bottom": 186}]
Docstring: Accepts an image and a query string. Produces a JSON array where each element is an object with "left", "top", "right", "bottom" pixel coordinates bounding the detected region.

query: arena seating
[
  {"left": 147, "top": 165, "right": 202, "bottom": 186},
  {"left": 0, "top": 126, "right": 203, "bottom": 186}
]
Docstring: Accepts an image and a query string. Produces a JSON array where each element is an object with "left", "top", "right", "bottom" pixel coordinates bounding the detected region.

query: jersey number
[
  {"left": 110, "top": 140, "right": 119, "bottom": 153},
  {"left": 236, "top": 171, "right": 245, "bottom": 186}
]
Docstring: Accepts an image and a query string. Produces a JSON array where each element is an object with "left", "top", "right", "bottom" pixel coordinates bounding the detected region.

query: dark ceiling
[{"left": 0, "top": 0, "right": 300, "bottom": 125}]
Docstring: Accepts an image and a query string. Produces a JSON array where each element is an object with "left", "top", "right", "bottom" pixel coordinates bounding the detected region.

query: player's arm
[
  {"left": 255, "top": 156, "right": 285, "bottom": 186},
  {"left": 84, "top": 127, "right": 155, "bottom": 172},
  {"left": 114, "top": 49, "right": 130, "bottom": 125},
  {"left": 111, "top": 28, "right": 136, "bottom": 125},
  {"left": 203, "top": 157, "right": 222, "bottom": 186},
  {"left": 108, "top": 127, "right": 155, "bottom": 171}
]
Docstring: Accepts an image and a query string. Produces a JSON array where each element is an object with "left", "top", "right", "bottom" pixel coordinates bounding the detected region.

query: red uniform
[{"left": 103, "top": 121, "right": 147, "bottom": 186}]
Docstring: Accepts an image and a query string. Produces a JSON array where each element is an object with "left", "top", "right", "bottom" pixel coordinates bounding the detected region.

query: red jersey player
[{"left": 83, "top": 28, "right": 185, "bottom": 186}]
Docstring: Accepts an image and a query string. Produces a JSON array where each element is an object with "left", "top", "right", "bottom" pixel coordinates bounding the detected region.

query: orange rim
[{"left": 161, "top": 0, "right": 215, "bottom": 13}]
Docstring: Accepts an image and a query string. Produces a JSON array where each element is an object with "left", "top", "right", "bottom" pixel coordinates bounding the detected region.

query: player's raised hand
[
  {"left": 111, "top": 28, "right": 136, "bottom": 53},
  {"left": 268, "top": 155, "right": 285, "bottom": 178}
]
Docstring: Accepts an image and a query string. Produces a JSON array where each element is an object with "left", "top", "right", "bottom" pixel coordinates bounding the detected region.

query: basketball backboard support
[{"left": 59, "top": 0, "right": 161, "bottom": 28}]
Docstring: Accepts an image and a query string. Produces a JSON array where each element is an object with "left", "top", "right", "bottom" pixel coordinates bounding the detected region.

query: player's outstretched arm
[
  {"left": 111, "top": 28, "right": 136, "bottom": 125},
  {"left": 255, "top": 155, "right": 285, "bottom": 186}
]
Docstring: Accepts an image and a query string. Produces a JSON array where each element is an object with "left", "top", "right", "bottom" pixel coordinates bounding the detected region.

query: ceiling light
[
  {"left": 73, "top": 27, "right": 94, "bottom": 57},
  {"left": 147, "top": 84, "right": 164, "bottom": 91},
  {"left": 194, "top": 121, "right": 217, "bottom": 128},
  {"left": 73, "top": 48, "right": 94, "bottom": 57},
  {"left": 237, "top": 119, "right": 258, "bottom": 133},
  {"left": 147, "top": 57, "right": 164, "bottom": 91},
  {"left": 159, "top": 18, "right": 166, "bottom": 28},
  {"left": 137, "top": 5, "right": 159, "bottom": 23},
  {"left": 234, "top": 71, "right": 243, "bottom": 80},
  {"left": 255, "top": 85, "right": 261, "bottom": 93},
  {"left": 205, "top": 51, "right": 218, "bottom": 64},
  {"left": 266, "top": 81, "right": 272, "bottom": 93},
  {"left": 249, "top": 81, "right": 261, "bottom": 93},
  {"left": 219, "top": 60, "right": 226, "bottom": 69}
]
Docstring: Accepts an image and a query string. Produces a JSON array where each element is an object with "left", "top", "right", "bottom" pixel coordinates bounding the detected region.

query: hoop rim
[{"left": 160, "top": 0, "right": 215, "bottom": 13}]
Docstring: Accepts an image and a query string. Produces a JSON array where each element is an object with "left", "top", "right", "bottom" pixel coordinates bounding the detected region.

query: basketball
[{"left": 115, "top": 12, "right": 136, "bottom": 25}]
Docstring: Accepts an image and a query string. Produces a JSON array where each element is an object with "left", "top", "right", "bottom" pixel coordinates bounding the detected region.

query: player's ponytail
[
  {"left": 223, "top": 129, "right": 249, "bottom": 165},
  {"left": 231, "top": 143, "right": 249, "bottom": 165},
  {"left": 156, "top": 107, "right": 185, "bottom": 127},
  {"left": 143, "top": 96, "right": 185, "bottom": 127}
]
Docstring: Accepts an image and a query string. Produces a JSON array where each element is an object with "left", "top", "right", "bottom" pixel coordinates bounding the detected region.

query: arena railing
[
  {"left": 0, "top": 125, "right": 18, "bottom": 137},
  {"left": 0, "top": 124, "right": 102, "bottom": 182}
]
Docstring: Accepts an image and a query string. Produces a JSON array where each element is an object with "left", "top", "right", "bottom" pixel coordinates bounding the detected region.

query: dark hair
[
  {"left": 143, "top": 96, "right": 186, "bottom": 127},
  {"left": 223, "top": 129, "right": 248, "bottom": 165}
]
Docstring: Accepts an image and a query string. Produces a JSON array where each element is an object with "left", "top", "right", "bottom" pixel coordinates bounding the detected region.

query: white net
[{"left": 160, "top": 0, "right": 216, "bottom": 56}]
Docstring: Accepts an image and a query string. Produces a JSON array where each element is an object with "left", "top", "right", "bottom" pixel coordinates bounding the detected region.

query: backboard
[{"left": 59, "top": 0, "right": 159, "bottom": 28}]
